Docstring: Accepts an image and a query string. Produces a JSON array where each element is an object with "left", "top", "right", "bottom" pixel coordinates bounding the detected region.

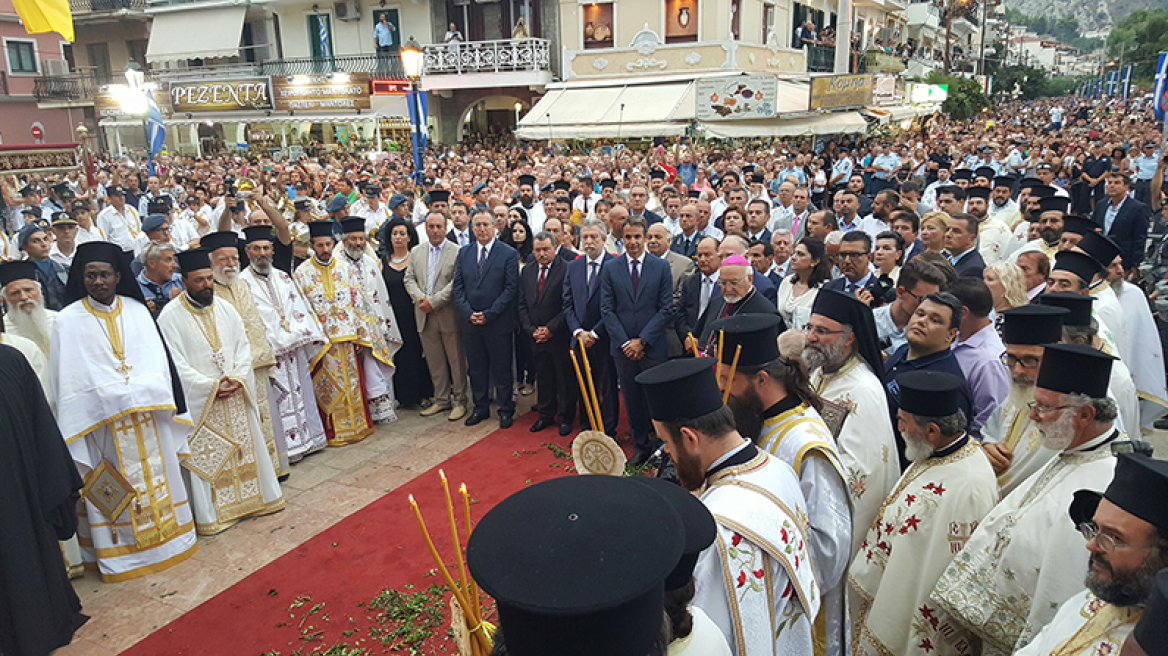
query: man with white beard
[
  {"left": 980, "top": 305, "right": 1070, "bottom": 496},
  {"left": 932, "top": 344, "right": 1125, "bottom": 655},
  {"left": 239, "top": 225, "right": 329, "bottom": 462},
  {"left": 199, "top": 231, "right": 288, "bottom": 478},
  {"left": 0, "top": 260, "right": 56, "bottom": 357},
  {"left": 337, "top": 217, "right": 402, "bottom": 424}
]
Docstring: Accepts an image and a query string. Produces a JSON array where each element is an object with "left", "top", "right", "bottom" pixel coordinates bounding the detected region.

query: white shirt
[{"left": 477, "top": 239, "right": 495, "bottom": 263}]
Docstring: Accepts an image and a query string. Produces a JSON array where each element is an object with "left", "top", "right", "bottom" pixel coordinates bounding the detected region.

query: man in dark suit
[
  {"left": 542, "top": 217, "right": 576, "bottom": 263},
  {"left": 453, "top": 209, "right": 520, "bottom": 428},
  {"left": 563, "top": 218, "right": 619, "bottom": 435},
  {"left": 823, "top": 231, "right": 887, "bottom": 305},
  {"left": 1091, "top": 172, "right": 1151, "bottom": 271},
  {"left": 600, "top": 215, "right": 674, "bottom": 465},
  {"left": 669, "top": 203, "right": 703, "bottom": 262},
  {"left": 627, "top": 184, "right": 663, "bottom": 225},
  {"left": 675, "top": 236, "right": 721, "bottom": 351},
  {"left": 445, "top": 201, "right": 473, "bottom": 248},
  {"left": 943, "top": 213, "right": 986, "bottom": 278},
  {"left": 519, "top": 232, "right": 575, "bottom": 435}
]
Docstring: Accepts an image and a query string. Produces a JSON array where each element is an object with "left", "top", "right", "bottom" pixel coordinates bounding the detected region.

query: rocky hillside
[{"left": 1005, "top": 0, "right": 1160, "bottom": 32}]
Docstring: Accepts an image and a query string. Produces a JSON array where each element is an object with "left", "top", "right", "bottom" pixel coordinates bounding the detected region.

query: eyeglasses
[
  {"left": 837, "top": 251, "right": 869, "bottom": 260},
  {"left": 807, "top": 325, "right": 845, "bottom": 337},
  {"left": 1002, "top": 353, "right": 1042, "bottom": 368},
  {"left": 1077, "top": 521, "right": 1151, "bottom": 554},
  {"left": 1027, "top": 401, "right": 1074, "bottom": 416}
]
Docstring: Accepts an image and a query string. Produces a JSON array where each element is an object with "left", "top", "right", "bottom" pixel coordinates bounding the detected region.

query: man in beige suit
[
  {"left": 404, "top": 211, "right": 468, "bottom": 420},
  {"left": 646, "top": 222, "right": 695, "bottom": 357}
]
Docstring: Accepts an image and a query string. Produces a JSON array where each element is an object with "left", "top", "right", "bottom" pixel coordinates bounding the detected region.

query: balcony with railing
[
  {"left": 807, "top": 45, "right": 836, "bottom": 73},
  {"left": 69, "top": 0, "right": 147, "bottom": 16},
  {"left": 419, "top": 38, "right": 553, "bottom": 91}
]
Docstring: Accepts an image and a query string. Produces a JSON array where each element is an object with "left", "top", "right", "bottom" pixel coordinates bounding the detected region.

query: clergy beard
[
  {"left": 902, "top": 422, "right": 935, "bottom": 462},
  {"left": 8, "top": 299, "right": 50, "bottom": 354},
  {"left": 669, "top": 439, "right": 707, "bottom": 492},
  {"left": 345, "top": 247, "right": 365, "bottom": 261},
  {"left": 726, "top": 385, "right": 764, "bottom": 442},
  {"left": 1037, "top": 408, "right": 1078, "bottom": 451},
  {"left": 1085, "top": 549, "right": 1166, "bottom": 606},
  {"left": 250, "top": 259, "right": 272, "bottom": 276},
  {"left": 802, "top": 339, "right": 849, "bottom": 372},
  {"left": 1006, "top": 379, "right": 1036, "bottom": 410},
  {"left": 212, "top": 265, "right": 239, "bottom": 286}
]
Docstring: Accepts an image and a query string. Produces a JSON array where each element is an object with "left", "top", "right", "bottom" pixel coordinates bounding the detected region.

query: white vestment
[
  {"left": 53, "top": 296, "right": 197, "bottom": 582},
  {"left": 977, "top": 216, "right": 1013, "bottom": 265},
  {"left": 848, "top": 439, "right": 999, "bottom": 656},
  {"left": 1014, "top": 590, "right": 1141, "bottom": 656},
  {"left": 339, "top": 250, "right": 402, "bottom": 422},
  {"left": 758, "top": 403, "right": 852, "bottom": 656},
  {"left": 981, "top": 394, "right": 1053, "bottom": 497},
  {"left": 158, "top": 296, "right": 284, "bottom": 535},
  {"left": 930, "top": 429, "right": 1123, "bottom": 655},
  {"left": 240, "top": 266, "right": 330, "bottom": 461},
  {"left": 694, "top": 448, "right": 820, "bottom": 656},
  {"left": 668, "top": 606, "right": 733, "bottom": 656},
  {"left": 1115, "top": 280, "right": 1168, "bottom": 427},
  {"left": 1090, "top": 284, "right": 1128, "bottom": 363},
  {"left": 810, "top": 356, "right": 900, "bottom": 557}
]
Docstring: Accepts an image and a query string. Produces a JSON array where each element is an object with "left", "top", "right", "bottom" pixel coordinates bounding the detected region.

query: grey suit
[
  {"left": 661, "top": 249, "right": 696, "bottom": 357},
  {"left": 404, "top": 239, "right": 467, "bottom": 408}
]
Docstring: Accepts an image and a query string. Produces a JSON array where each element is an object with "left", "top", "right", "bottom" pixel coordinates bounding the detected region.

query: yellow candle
[
  {"left": 723, "top": 344, "right": 742, "bottom": 404},
  {"left": 579, "top": 345, "right": 603, "bottom": 434},
  {"left": 570, "top": 350, "right": 600, "bottom": 431},
  {"left": 461, "top": 483, "right": 482, "bottom": 624},
  {"left": 687, "top": 332, "right": 700, "bottom": 358},
  {"left": 440, "top": 470, "right": 469, "bottom": 601}
]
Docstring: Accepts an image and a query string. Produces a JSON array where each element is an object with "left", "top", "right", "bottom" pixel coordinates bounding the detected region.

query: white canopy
[
  {"left": 700, "top": 111, "right": 869, "bottom": 138},
  {"left": 146, "top": 7, "right": 246, "bottom": 63},
  {"left": 515, "top": 79, "right": 696, "bottom": 140}
]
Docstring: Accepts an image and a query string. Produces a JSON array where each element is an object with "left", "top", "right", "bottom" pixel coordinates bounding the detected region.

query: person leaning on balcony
[
  {"left": 373, "top": 12, "right": 396, "bottom": 54},
  {"left": 512, "top": 16, "right": 528, "bottom": 41}
]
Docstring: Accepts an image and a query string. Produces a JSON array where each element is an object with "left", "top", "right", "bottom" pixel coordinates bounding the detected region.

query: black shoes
[
  {"left": 499, "top": 414, "right": 514, "bottom": 429},
  {"left": 559, "top": 423, "right": 572, "bottom": 436},
  {"left": 465, "top": 412, "right": 488, "bottom": 427},
  {"left": 530, "top": 419, "right": 553, "bottom": 433}
]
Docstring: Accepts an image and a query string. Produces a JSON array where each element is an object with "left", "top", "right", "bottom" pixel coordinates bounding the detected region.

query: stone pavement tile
[
  {"left": 150, "top": 563, "right": 257, "bottom": 613},
  {"left": 64, "top": 586, "right": 184, "bottom": 654},
  {"left": 284, "top": 480, "right": 382, "bottom": 520},
  {"left": 281, "top": 462, "right": 344, "bottom": 491},
  {"left": 331, "top": 461, "right": 415, "bottom": 493},
  {"left": 52, "top": 637, "right": 108, "bottom": 656},
  {"left": 318, "top": 442, "right": 383, "bottom": 473}
]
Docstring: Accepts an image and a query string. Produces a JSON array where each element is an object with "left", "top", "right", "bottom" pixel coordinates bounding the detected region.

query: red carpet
[{"left": 121, "top": 412, "right": 625, "bottom": 656}]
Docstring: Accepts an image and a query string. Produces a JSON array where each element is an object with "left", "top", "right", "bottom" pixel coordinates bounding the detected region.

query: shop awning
[
  {"left": 99, "top": 112, "right": 385, "bottom": 127},
  {"left": 862, "top": 104, "right": 942, "bottom": 124},
  {"left": 700, "top": 111, "right": 869, "bottom": 139},
  {"left": 515, "top": 79, "right": 696, "bottom": 140},
  {"left": 146, "top": 7, "right": 247, "bottom": 63}
]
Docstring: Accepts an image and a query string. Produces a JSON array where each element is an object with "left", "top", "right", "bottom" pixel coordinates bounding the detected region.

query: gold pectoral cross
[
  {"left": 116, "top": 359, "right": 133, "bottom": 383},
  {"left": 280, "top": 318, "right": 291, "bottom": 333}
]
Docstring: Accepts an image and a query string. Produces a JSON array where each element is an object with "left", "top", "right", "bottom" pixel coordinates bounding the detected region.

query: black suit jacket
[
  {"left": 950, "top": 249, "right": 986, "bottom": 279},
  {"left": 554, "top": 246, "right": 576, "bottom": 263},
  {"left": 600, "top": 254, "right": 674, "bottom": 361},
  {"left": 452, "top": 241, "right": 519, "bottom": 334},
  {"left": 675, "top": 272, "right": 718, "bottom": 343},
  {"left": 563, "top": 252, "right": 614, "bottom": 345},
  {"left": 519, "top": 257, "right": 569, "bottom": 349},
  {"left": 630, "top": 209, "right": 664, "bottom": 226},
  {"left": 823, "top": 275, "right": 886, "bottom": 301},
  {"left": 693, "top": 289, "right": 784, "bottom": 345},
  {"left": 1092, "top": 196, "right": 1151, "bottom": 268}
]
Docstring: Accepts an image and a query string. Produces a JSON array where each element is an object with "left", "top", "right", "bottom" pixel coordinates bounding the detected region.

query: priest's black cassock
[{"left": 0, "top": 344, "right": 87, "bottom": 656}]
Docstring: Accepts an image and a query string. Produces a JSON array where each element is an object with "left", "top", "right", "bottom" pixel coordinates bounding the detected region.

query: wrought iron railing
[
  {"left": 422, "top": 38, "right": 551, "bottom": 75},
  {"left": 33, "top": 71, "right": 120, "bottom": 101},
  {"left": 807, "top": 45, "right": 836, "bottom": 73},
  {"left": 69, "top": 0, "right": 147, "bottom": 13},
  {"left": 260, "top": 54, "right": 406, "bottom": 80}
]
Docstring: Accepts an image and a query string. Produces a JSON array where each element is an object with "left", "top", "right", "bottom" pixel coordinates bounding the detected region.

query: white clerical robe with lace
[
  {"left": 849, "top": 440, "right": 999, "bottom": 656},
  {"left": 1014, "top": 590, "right": 1141, "bottom": 656},
  {"left": 1090, "top": 285, "right": 1128, "bottom": 363},
  {"left": 53, "top": 295, "right": 197, "bottom": 582},
  {"left": 694, "top": 450, "right": 820, "bottom": 656},
  {"left": 1115, "top": 280, "right": 1168, "bottom": 428},
  {"left": 981, "top": 395, "right": 1054, "bottom": 497},
  {"left": 758, "top": 403, "right": 852, "bottom": 656},
  {"left": 930, "top": 430, "right": 1122, "bottom": 655},
  {"left": 241, "top": 266, "right": 329, "bottom": 461},
  {"left": 338, "top": 250, "right": 402, "bottom": 422},
  {"left": 810, "top": 356, "right": 900, "bottom": 557},
  {"left": 978, "top": 216, "right": 1013, "bottom": 265},
  {"left": 158, "top": 296, "right": 284, "bottom": 535}
]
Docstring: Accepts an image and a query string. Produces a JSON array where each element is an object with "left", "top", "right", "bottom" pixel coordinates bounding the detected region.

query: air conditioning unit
[
  {"left": 42, "top": 59, "right": 70, "bottom": 76},
  {"left": 334, "top": 0, "right": 360, "bottom": 21}
]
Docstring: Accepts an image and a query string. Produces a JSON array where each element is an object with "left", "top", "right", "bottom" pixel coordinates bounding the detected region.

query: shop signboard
[
  {"left": 908, "top": 83, "right": 949, "bottom": 104},
  {"left": 271, "top": 73, "right": 372, "bottom": 111},
  {"left": 696, "top": 75, "right": 778, "bottom": 121},
  {"left": 809, "top": 74, "right": 873, "bottom": 111},
  {"left": 94, "top": 87, "right": 173, "bottom": 120},
  {"left": 169, "top": 78, "right": 272, "bottom": 113}
]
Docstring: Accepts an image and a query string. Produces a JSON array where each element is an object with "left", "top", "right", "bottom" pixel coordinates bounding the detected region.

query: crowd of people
[{"left": 4, "top": 91, "right": 1168, "bottom": 656}]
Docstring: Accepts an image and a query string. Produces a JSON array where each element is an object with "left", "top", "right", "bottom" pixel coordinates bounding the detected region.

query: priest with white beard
[
  {"left": 849, "top": 371, "right": 999, "bottom": 656},
  {"left": 200, "top": 231, "right": 287, "bottom": 478},
  {"left": 0, "top": 261, "right": 56, "bottom": 357},
  {"left": 717, "top": 314, "right": 852, "bottom": 656},
  {"left": 239, "top": 225, "right": 329, "bottom": 462},
  {"left": 931, "top": 344, "right": 1125, "bottom": 655},
  {"left": 636, "top": 358, "right": 820, "bottom": 656},
  {"left": 157, "top": 248, "right": 284, "bottom": 535},
  {"left": 980, "top": 305, "right": 1069, "bottom": 496},
  {"left": 1015, "top": 454, "right": 1168, "bottom": 656},
  {"left": 803, "top": 289, "right": 901, "bottom": 557},
  {"left": 52, "top": 241, "right": 197, "bottom": 582},
  {"left": 337, "top": 217, "right": 402, "bottom": 424}
]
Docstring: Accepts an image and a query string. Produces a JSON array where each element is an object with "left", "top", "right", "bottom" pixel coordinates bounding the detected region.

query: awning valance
[
  {"left": 862, "top": 104, "right": 942, "bottom": 124},
  {"left": 700, "top": 111, "right": 869, "bottom": 139},
  {"left": 515, "top": 80, "right": 696, "bottom": 140},
  {"left": 100, "top": 112, "right": 390, "bottom": 127},
  {"left": 146, "top": 7, "right": 246, "bottom": 63}
]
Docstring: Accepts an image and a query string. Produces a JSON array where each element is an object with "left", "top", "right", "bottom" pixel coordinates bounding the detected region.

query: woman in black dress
[
  {"left": 381, "top": 217, "right": 434, "bottom": 409},
  {"left": 501, "top": 217, "right": 536, "bottom": 396}
]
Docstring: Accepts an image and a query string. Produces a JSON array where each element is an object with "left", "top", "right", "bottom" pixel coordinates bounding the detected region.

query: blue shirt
[
  {"left": 1133, "top": 153, "right": 1161, "bottom": 180},
  {"left": 831, "top": 157, "right": 854, "bottom": 184},
  {"left": 872, "top": 153, "right": 900, "bottom": 180},
  {"left": 137, "top": 270, "right": 185, "bottom": 307},
  {"left": 677, "top": 163, "right": 698, "bottom": 186},
  {"left": 776, "top": 166, "right": 807, "bottom": 186},
  {"left": 374, "top": 21, "right": 395, "bottom": 47}
]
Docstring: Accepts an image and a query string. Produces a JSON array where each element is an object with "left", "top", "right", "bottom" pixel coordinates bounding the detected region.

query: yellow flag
[{"left": 13, "top": 0, "right": 74, "bottom": 42}]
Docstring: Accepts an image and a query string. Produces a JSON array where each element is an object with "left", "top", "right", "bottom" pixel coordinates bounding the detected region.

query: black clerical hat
[
  {"left": 1076, "top": 231, "right": 1122, "bottom": 269},
  {"left": 974, "top": 166, "right": 996, "bottom": 180},
  {"left": 687, "top": 190, "right": 701, "bottom": 199},
  {"left": 341, "top": 217, "right": 366, "bottom": 234},
  {"left": 1134, "top": 569, "right": 1168, "bottom": 656},
  {"left": 308, "top": 221, "right": 335, "bottom": 239},
  {"left": 65, "top": 241, "right": 143, "bottom": 305},
  {"left": 709, "top": 313, "right": 782, "bottom": 367},
  {"left": 1000, "top": 305, "right": 1067, "bottom": 344},
  {"left": 1038, "top": 196, "right": 1070, "bottom": 215},
  {"left": 467, "top": 476, "right": 682, "bottom": 656},
  {"left": 517, "top": 175, "right": 536, "bottom": 188},
  {"left": 553, "top": 180, "right": 571, "bottom": 191},
  {"left": 1060, "top": 215, "right": 1096, "bottom": 236},
  {"left": 293, "top": 198, "right": 312, "bottom": 211},
  {"left": 0, "top": 260, "right": 37, "bottom": 288},
  {"left": 636, "top": 357, "right": 724, "bottom": 423},
  {"left": 992, "top": 176, "right": 1014, "bottom": 189},
  {"left": 966, "top": 186, "right": 990, "bottom": 201},
  {"left": 1104, "top": 454, "right": 1168, "bottom": 531},
  {"left": 1039, "top": 292, "right": 1094, "bottom": 327},
  {"left": 1028, "top": 185, "right": 1056, "bottom": 199},
  {"left": 1035, "top": 343, "right": 1114, "bottom": 399},
  {"left": 599, "top": 179, "right": 617, "bottom": 190},
  {"left": 200, "top": 231, "right": 239, "bottom": 253},
  {"left": 629, "top": 477, "right": 716, "bottom": 591},
  {"left": 176, "top": 248, "right": 211, "bottom": 274},
  {"left": 811, "top": 288, "right": 884, "bottom": 381},
  {"left": 896, "top": 370, "right": 964, "bottom": 417},
  {"left": 243, "top": 225, "right": 275, "bottom": 244},
  {"left": 425, "top": 189, "right": 450, "bottom": 205},
  {"left": 951, "top": 169, "right": 973, "bottom": 181},
  {"left": 1017, "top": 177, "right": 1042, "bottom": 190},
  {"left": 649, "top": 169, "right": 666, "bottom": 180},
  {"left": 1052, "top": 250, "right": 1103, "bottom": 284}
]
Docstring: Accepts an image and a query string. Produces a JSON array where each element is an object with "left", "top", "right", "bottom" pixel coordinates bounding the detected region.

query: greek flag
[
  {"left": 405, "top": 88, "right": 428, "bottom": 186},
  {"left": 1104, "top": 71, "right": 1118, "bottom": 97},
  {"left": 145, "top": 88, "right": 165, "bottom": 176},
  {"left": 1121, "top": 65, "right": 1134, "bottom": 100},
  {"left": 1154, "top": 52, "right": 1168, "bottom": 122},
  {"left": 316, "top": 9, "right": 329, "bottom": 58}
]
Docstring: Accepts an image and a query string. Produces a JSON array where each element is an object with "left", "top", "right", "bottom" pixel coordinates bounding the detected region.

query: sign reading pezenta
[
  {"left": 271, "top": 74, "right": 372, "bottom": 111},
  {"left": 809, "top": 74, "right": 874, "bottom": 111},
  {"left": 170, "top": 78, "right": 272, "bottom": 112}
]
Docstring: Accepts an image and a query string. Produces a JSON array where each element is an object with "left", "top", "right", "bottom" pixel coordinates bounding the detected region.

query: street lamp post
[{"left": 400, "top": 37, "right": 425, "bottom": 187}]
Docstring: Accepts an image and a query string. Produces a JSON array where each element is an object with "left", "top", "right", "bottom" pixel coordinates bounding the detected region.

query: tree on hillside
[{"left": 1107, "top": 8, "right": 1168, "bottom": 80}]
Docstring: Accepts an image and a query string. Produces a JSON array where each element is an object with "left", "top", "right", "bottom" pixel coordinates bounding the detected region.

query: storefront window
[
  {"left": 582, "top": 2, "right": 613, "bottom": 50},
  {"left": 665, "top": 0, "right": 698, "bottom": 44}
]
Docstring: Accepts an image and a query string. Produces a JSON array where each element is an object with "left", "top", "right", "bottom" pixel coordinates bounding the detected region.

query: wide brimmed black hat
[
  {"left": 709, "top": 313, "right": 783, "bottom": 367},
  {"left": 1000, "top": 305, "right": 1067, "bottom": 344},
  {"left": 1035, "top": 343, "right": 1114, "bottom": 399},
  {"left": 896, "top": 370, "right": 964, "bottom": 417},
  {"left": 636, "top": 357, "right": 724, "bottom": 423}
]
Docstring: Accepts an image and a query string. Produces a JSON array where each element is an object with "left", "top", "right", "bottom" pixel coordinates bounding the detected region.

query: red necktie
[{"left": 538, "top": 265, "right": 547, "bottom": 296}]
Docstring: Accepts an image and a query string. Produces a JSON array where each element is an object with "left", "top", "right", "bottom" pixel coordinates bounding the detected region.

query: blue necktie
[{"left": 478, "top": 246, "right": 487, "bottom": 275}]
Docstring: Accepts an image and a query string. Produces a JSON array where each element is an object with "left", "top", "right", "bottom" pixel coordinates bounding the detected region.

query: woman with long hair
[
  {"left": 984, "top": 261, "right": 1029, "bottom": 336},
  {"left": 776, "top": 237, "right": 831, "bottom": 329},
  {"left": 501, "top": 218, "right": 535, "bottom": 394},
  {"left": 502, "top": 217, "right": 533, "bottom": 265},
  {"left": 381, "top": 217, "right": 434, "bottom": 409},
  {"left": 919, "top": 211, "right": 949, "bottom": 253}
]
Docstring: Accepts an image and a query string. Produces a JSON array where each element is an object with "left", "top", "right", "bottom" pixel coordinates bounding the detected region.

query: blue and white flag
[
  {"left": 1153, "top": 52, "right": 1168, "bottom": 122},
  {"left": 145, "top": 88, "right": 165, "bottom": 176},
  {"left": 1104, "top": 71, "right": 1119, "bottom": 97},
  {"left": 1121, "top": 65, "right": 1134, "bottom": 100},
  {"left": 405, "top": 87, "right": 428, "bottom": 186},
  {"left": 315, "top": 9, "right": 330, "bottom": 58}
]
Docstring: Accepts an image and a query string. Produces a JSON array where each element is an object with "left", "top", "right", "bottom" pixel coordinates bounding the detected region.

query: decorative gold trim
[
  {"left": 64, "top": 404, "right": 179, "bottom": 444},
  {"left": 98, "top": 537, "right": 198, "bottom": 583}
]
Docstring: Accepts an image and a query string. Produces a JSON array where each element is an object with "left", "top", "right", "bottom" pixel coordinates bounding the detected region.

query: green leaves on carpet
[{"left": 366, "top": 584, "right": 451, "bottom": 654}]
